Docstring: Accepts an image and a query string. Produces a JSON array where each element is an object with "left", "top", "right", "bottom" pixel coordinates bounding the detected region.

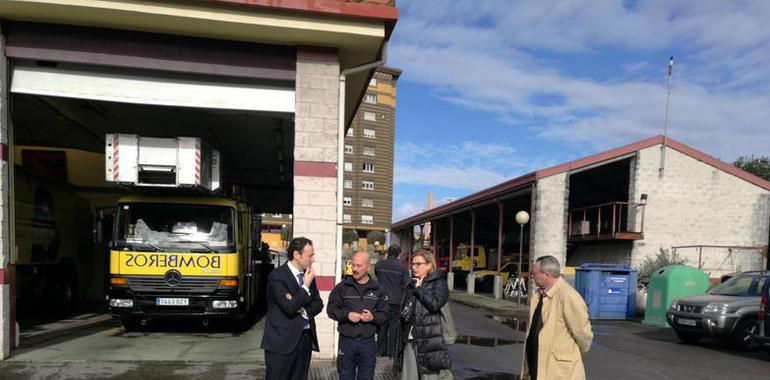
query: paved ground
[{"left": 3, "top": 290, "right": 770, "bottom": 379}]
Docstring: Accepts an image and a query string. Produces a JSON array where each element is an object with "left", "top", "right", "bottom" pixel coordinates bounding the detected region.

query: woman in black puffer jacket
[{"left": 396, "top": 250, "right": 452, "bottom": 380}]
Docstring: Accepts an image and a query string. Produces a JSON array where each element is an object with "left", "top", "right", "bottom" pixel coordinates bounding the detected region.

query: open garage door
[
  {"left": 11, "top": 63, "right": 295, "bottom": 113},
  {"left": 6, "top": 28, "right": 298, "bottom": 349}
]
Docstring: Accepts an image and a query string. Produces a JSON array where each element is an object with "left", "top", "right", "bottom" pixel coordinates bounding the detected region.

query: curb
[{"left": 18, "top": 314, "right": 114, "bottom": 349}]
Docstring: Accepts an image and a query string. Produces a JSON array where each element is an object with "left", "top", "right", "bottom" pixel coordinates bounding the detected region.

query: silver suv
[{"left": 666, "top": 271, "right": 768, "bottom": 350}]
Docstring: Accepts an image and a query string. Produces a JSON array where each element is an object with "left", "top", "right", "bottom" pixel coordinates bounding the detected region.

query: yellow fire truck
[{"left": 105, "top": 134, "right": 267, "bottom": 330}]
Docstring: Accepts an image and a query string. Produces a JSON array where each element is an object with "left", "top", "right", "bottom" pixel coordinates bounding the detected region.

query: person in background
[
  {"left": 261, "top": 237, "right": 324, "bottom": 380},
  {"left": 521, "top": 255, "right": 593, "bottom": 380},
  {"left": 375, "top": 244, "right": 412, "bottom": 357},
  {"left": 327, "top": 251, "right": 388, "bottom": 380},
  {"left": 396, "top": 250, "right": 452, "bottom": 380}
]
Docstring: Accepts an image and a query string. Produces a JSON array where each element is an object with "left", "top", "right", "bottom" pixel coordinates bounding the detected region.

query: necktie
[
  {"left": 297, "top": 272, "right": 310, "bottom": 329},
  {"left": 526, "top": 292, "right": 545, "bottom": 380}
]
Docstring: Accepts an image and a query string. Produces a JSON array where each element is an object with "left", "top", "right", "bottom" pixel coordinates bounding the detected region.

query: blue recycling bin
[{"left": 575, "top": 264, "right": 637, "bottom": 320}]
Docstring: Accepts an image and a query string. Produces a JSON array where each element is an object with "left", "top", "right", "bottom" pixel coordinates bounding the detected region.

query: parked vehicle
[
  {"left": 472, "top": 261, "right": 529, "bottom": 293},
  {"left": 666, "top": 271, "right": 768, "bottom": 350}
]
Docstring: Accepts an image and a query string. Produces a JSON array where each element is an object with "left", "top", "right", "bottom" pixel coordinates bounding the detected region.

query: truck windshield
[{"left": 114, "top": 203, "right": 236, "bottom": 253}]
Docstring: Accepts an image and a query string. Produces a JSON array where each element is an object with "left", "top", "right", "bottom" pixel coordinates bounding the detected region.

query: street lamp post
[{"left": 515, "top": 211, "right": 530, "bottom": 308}]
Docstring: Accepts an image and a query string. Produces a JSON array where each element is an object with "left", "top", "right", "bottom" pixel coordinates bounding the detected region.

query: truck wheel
[
  {"left": 121, "top": 316, "right": 142, "bottom": 332},
  {"left": 481, "top": 276, "right": 495, "bottom": 293},
  {"left": 676, "top": 330, "right": 702, "bottom": 344},
  {"left": 232, "top": 313, "right": 251, "bottom": 333},
  {"left": 731, "top": 318, "right": 760, "bottom": 351}
]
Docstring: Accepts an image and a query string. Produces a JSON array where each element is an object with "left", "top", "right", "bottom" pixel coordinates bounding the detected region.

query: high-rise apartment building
[{"left": 342, "top": 67, "right": 401, "bottom": 240}]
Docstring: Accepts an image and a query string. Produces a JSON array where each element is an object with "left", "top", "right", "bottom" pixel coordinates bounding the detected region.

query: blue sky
[{"left": 388, "top": 0, "right": 770, "bottom": 221}]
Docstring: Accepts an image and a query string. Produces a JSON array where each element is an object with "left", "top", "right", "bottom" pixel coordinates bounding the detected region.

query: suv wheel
[
  {"left": 731, "top": 318, "right": 761, "bottom": 351},
  {"left": 676, "top": 330, "right": 702, "bottom": 344}
]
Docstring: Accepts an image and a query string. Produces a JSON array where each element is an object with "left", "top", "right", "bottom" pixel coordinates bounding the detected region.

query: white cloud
[
  {"left": 393, "top": 141, "right": 555, "bottom": 191},
  {"left": 393, "top": 202, "right": 424, "bottom": 222},
  {"left": 392, "top": 0, "right": 770, "bottom": 159}
]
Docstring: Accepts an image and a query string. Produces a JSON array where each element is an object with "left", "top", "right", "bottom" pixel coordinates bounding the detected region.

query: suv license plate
[
  {"left": 677, "top": 318, "right": 697, "bottom": 327},
  {"left": 156, "top": 298, "right": 189, "bottom": 306}
]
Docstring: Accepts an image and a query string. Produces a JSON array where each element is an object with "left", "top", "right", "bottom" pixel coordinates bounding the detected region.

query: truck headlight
[
  {"left": 212, "top": 300, "right": 238, "bottom": 309},
  {"left": 703, "top": 302, "right": 729, "bottom": 314},
  {"left": 109, "top": 299, "right": 134, "bottom": 308},
  {"left": 670, "top": 300, "right": 679, "bottom": 311}
]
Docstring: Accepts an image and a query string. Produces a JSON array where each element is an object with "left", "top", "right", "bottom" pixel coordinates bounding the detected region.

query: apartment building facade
[{"left": 343, "top": 67, "right": 401, "bottom": 241}]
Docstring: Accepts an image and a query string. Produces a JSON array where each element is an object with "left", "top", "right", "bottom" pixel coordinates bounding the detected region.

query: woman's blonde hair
[{"left": 412, "top": 249, "right": 437, "bottom": 274}]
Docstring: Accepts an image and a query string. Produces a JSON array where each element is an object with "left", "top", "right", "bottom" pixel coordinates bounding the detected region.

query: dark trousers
[
  {"left": 377, "top": 304, "right": 401, "bottom": 357},
  {"left": 266, "top": 330, "right": 312, "bottom": 380},
  {"left": 337, "top": 335, "right": 377, "bottom": 380}
]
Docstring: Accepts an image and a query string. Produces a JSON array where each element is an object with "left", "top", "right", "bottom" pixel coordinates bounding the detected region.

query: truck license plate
[
  {"left": 677, "top": 318, "right": 697, "bottom": 327},
  {"left": 156, "top": 298, "right": 189, "bottom": 306}
]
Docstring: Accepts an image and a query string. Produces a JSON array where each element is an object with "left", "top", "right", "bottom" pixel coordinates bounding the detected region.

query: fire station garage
[{"left": 0, "top": 1, "right": 397, "bottom": 361}]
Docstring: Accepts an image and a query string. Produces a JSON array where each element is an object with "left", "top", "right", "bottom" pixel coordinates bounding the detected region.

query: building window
[
  {"left": 344, "top": 162, "right": 352, "bottom": 172},
  {"left": 369, "top": 78, "right": 377, "bottom": 87},
  {"left": 362, "top": 181, "right": 374, "bottom": 190},
  {"left": 361, "top": 215, "right": 374, "bottom": 225},
  {"left": 346, "top": 128, "right": 354, "bottom": 137},
  {"left": 363, "top": 129, "right": 376, "bottom": 139},
  {"left": 343, "top": 214, "right": 351, "bottom": 223},
  {"left": 343, "top": 197, "right": 352, "bottom": 206},
  {"left": 364, "top": 93, "right": 377, "bottom": 104},
  {"left": 363, "top": 146, "right": 375, "bottom": 156},
  {"left": 344, "top": 179, "right": 352, "bottom": 189},
  {"left": 345, "top": 145, "right": 353, "bottom": 154},
  {"left": 364, "top": 112, "right": 376, "bottom": 121},
  {"left": 362, "top": 198, "right": 374, "bottom": 208},
  {"left": 362, "top": 163, "right": 374, "bottom": 173}
]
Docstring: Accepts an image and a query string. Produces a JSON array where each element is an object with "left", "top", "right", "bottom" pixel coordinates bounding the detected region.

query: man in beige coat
[{"left": 521, "top": 256, "right": 593, "bottom": 380}]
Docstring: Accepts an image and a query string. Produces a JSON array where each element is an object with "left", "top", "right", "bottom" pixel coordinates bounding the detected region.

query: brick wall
[
  {"left": 630, "top": 145, "right": 770, "bottom": 278},
  {"left": 532, "top": 173, "right": 569, "bottom": 266},
  {"left": 293, "top": 47, "right": 340, "bottom": 358}
]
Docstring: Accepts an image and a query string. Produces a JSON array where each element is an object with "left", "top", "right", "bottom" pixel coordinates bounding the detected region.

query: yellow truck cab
[
  {"left": 451, "top": 244, "right": 487, "bottom": 286},
  {"left": 452, "top": 244, "right": 487, "bottom": 272}
]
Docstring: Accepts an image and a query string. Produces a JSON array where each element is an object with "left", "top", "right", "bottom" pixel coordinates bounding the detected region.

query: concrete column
[
  {"left": 0, "top": 24, "right": 13, "bottom": 360},
  {"left": 531, "top": 174, "right": 569, "bottom": 267},
  {"left": 293, "top": 47, "right": 340, "bottom": 358},
  {"left": 447, "top": 217, "right": 454, "bottom": 290},
  {"left": 494, "top": 203, "right": 504, "bottom": 299},
  {"left": 467, "top": 210, "right": 476, "bottom": 295},
  {"left": 0, "top": 25, "right": 13, "bottom": 360}
]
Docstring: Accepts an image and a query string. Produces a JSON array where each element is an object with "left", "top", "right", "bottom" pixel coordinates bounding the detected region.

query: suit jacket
[
  {"left": 521, "top": 277, "right": 593, "bottom": 380},
  {"left": 261, "top": 263, "right": 324, "bottom": 354}
]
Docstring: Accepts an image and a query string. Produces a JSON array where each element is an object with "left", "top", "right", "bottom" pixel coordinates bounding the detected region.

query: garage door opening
[{"left": 10, "top": 91, "right": 295, "bottom": 346}]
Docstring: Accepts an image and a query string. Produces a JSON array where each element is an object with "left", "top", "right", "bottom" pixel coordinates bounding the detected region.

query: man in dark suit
[{"left": 261, "top": 237, "right": 324, "bottom": 380}]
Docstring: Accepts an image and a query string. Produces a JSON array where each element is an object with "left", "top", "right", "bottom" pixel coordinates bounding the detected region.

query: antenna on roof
[{"left": 659, "top": 56, "right": 674, "bottom": 179}]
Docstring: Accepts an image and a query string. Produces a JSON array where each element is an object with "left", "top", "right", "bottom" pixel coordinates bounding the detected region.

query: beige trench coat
[{"left": 521, "top": 277, "right": 593, "bottom": 380}]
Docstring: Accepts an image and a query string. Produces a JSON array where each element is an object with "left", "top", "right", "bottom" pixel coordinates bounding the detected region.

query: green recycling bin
[{"left": 642, "top": 265, "right": 710, "bottom": 327}]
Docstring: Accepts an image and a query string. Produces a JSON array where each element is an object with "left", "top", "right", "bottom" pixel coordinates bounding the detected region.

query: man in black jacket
[
  {"left": 374, "top": 244, "right": 411, "bottom": 357},
  {"left": 261, "top": 237, "right": 324, "bottom": 380},
  {"left": 327, "top": 251, "right": 388, "bottom": 380}
]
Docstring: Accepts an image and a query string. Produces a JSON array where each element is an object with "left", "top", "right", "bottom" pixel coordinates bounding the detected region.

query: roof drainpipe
[
  {"left": 334, "top": 42, "right": 387, "bottom": 355},
  {"left": 335, "top": 42, "right": 388, "bottom": 286}
]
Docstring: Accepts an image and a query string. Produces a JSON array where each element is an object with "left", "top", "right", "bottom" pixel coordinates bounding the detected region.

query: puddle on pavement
[
  {"left": 455, "top": 335, "right": 519, "bottom": 346},
  {"left": 489, "top": 315, "right": 528, "bottom": 333},
  {"left": 466, "top": 373, "right": 519, "bottom": 380}
]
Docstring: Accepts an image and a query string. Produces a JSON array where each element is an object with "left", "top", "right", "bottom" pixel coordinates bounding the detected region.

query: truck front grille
[{"left": 126, "top": 275, "right": 220, "bottom": 294}]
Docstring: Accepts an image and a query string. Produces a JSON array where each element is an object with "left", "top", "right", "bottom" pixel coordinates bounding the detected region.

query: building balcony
[{"left": 568, "top": 201, "right": 645, "bottom": 242}]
